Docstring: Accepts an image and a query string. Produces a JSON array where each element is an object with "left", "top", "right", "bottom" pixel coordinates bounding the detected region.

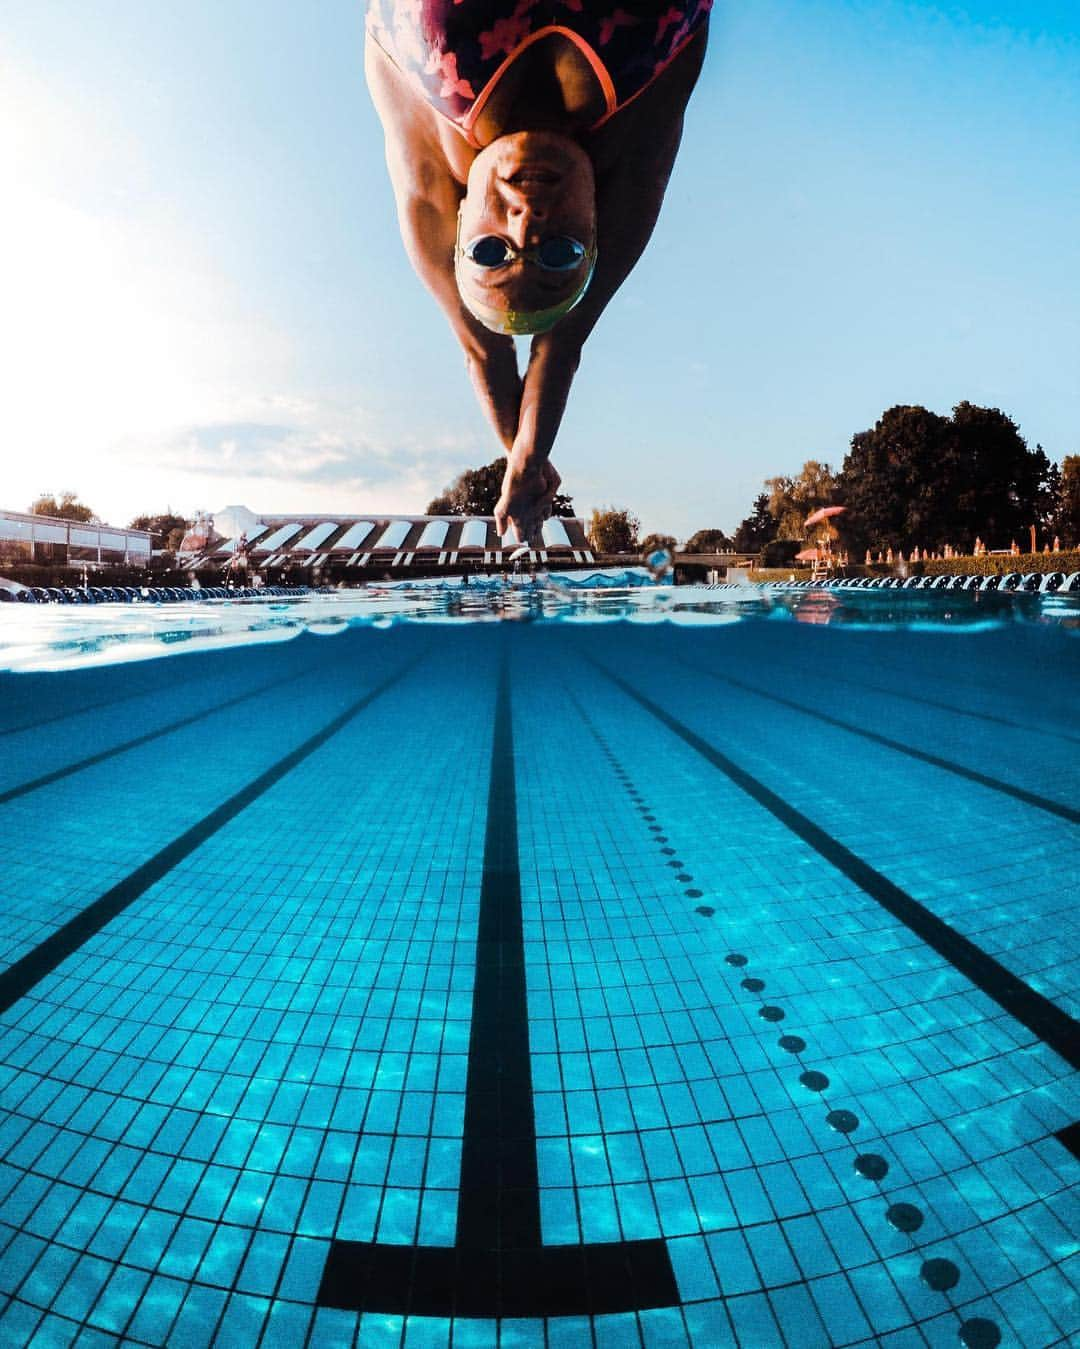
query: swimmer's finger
[
  {"left": 511, "top": 512, "right": 538, "bottom": 548},
  {"left": 536, "top": 474, "right": 560, "bottom": 515}
]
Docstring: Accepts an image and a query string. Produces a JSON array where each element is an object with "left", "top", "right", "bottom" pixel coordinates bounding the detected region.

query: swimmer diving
[{"left": 365, "top": 0, "right": 711, "bottom": 543}]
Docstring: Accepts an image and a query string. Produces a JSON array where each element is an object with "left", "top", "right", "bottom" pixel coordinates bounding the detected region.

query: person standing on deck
[{"left": 365, "top": 0, "right": 711, "bottom": 543}]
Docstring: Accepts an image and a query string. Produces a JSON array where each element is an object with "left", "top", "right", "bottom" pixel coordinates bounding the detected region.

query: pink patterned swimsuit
[{"left": 367, "top": 0, "right": 712, "bottom": 148}]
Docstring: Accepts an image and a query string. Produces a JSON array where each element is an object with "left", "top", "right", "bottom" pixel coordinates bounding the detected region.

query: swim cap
[{"left": 454, "top": 252, "right": 597, "bottom": 336}]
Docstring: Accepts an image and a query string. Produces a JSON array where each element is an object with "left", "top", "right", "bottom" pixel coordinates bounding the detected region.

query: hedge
[
  {"left": 750, "top": 551, "right": 1079, "bottom": 583},
  {"left": 891, "top": 550, "right": 1080, "bottom": 578}
]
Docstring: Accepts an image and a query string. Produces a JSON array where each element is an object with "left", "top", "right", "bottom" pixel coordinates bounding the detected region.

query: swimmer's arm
[
  {"left": 394, "top": 183, "right": 524, "bottom": 450},
  {"left": 509, "top": 124, "right": 683, "bottom": 470},
  {"left": 365, "top": 42, "right": 522, "bottom": 448},
  {"left": 510, "top": 32, "right": 706, "bottom": 469},
  {"left": 496, "top": 146, "right": 680, "bottom": 537},
  {"left": 391, "top": 178, "right": 525, "bottom": 453},
  {"left": 493, "top": 154, "right": 679, "bottom": 540}
]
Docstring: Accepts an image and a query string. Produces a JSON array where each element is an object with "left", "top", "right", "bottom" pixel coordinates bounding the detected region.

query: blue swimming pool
[{"left": 0, "top": 586, "right": 1077, "bottom": 1347}]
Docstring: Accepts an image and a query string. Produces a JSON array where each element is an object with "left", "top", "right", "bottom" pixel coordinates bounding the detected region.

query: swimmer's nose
[
  {"left": 505, "top": 204, "right": 547, "bottom": 248},
  {"left": 501, "top": 182, "right": 549, "bottom": 236}
]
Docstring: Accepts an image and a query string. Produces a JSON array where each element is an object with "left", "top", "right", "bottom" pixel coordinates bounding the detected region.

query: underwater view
[
  {"left": 6, "top": 0, "right": 1079, "bottom": 1342},
  {"left": 0, "top": 586, "right": 1077, "bottom": 1347}
]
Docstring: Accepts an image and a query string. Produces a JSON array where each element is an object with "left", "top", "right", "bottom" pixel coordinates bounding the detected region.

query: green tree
[
  {"left": 30, "top": 491, "right": 96, "bottom": 523},
  {"left": 129, "top": 511, "right": 192, "bottom": 552},
  {"left": 640, "top": 533, "right": 677, "bottom": 556},
  {"left": 427, "top": 457, "right": 574, "bottom": 517},
  {"left": 837, "top": 403, "right": 1058, "bottom": 552},
  {"left": 427, "top": 458, "right": 504, "bottom": 515},
  {"left": 765, "top": 460, "right": 838, "bottom": 540},
  {"left": 588, "top": 507, "right": 640, "bottom": 554},
  {"left": 1057, "top": 455, "right": 1080, "bottom": 547},
  {"left": 732, "top": 494, "right": 775, "bottom": 553},
  {"left": 684, "top": 528, "right": 732, "bottom": 553}
]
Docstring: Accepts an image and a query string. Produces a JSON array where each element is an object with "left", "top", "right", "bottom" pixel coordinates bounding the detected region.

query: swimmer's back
[{"left": 367, "top": 0, "right": 712, "bottom": 147}]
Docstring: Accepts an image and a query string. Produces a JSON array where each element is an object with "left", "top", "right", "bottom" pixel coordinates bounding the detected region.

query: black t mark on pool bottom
[{"left": 318, "top": 656, "right": 678, "bottom": 1318}]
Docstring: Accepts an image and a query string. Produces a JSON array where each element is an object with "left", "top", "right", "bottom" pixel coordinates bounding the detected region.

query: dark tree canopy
[
  {"left": 427, "top": 459, "right": 504, "bottom": 515},
  {"left": 427, "top": 458, "right": 573, "bottom": 518},
  {"left": 1057, "top": 455, "right": 1080, "bottom": 547},
  {"left": 588, "top": 507, "right": 640, "bottom": 554},
  {"left": 30, "top": 491, "right": 96, "bottom": 523},
  {"left": 732, "top": 493, "right": 775, "bottom": 553},
  {"left": 640, "top": 533, "right": 677, "bottom": 556},
  {"left": 837, "top": 403, "right": 1058, "bottom": 552},
  {"left": 684, "top": 528, "right": 733, "bottom": 553},
  {"left": 129, "top": 511, "right": 192, "bottom": 552}
]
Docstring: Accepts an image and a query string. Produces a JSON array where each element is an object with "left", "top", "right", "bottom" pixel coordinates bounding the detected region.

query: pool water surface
[{"left": 0, "top": 595, "right": 1077, "bottom": 1347}]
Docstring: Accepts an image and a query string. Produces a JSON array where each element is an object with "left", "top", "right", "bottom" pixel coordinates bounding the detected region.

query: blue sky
[{"left": 3, "top": 1, "right": 1077, "bottom": 538}]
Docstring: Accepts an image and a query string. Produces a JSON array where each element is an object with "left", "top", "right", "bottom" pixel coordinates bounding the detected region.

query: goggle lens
[
  {"left": 537, "top": 237, "right": 586, "bottom": 269},
  {"left": 467, "top": 236, "right": 513, "bottom": 267},
  {"left": 464, "top": 236, "right": 588, "bottom": 270}
]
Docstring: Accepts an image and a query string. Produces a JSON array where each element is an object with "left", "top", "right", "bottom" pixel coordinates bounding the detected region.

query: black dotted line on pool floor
[
  {"left": 578, "top": 709, "right": 1002, "bottom": 1349},
  {"left": 719, "top": 950, "right": 1002, "bottom": 1347}
]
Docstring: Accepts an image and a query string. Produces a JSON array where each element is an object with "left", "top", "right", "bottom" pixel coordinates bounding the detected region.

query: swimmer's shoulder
[
  {"left": 585, "top": 27, "right": 708, "bottom": 175},
  {"left": 365, "top": 34, "right": 475, "bottom": 186}
]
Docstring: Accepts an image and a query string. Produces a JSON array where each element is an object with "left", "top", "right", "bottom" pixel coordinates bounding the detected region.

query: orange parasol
[{"left": 804, "top": 505, "right": 847, "bottom": 527}]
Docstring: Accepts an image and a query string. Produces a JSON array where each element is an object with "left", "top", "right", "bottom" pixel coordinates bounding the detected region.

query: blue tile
[{"left": 3, "top": 625, "right": 1078, "bottom": 1349}]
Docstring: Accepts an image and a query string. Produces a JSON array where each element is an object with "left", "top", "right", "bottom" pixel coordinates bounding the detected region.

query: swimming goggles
[{"left": 458, "top": 233, "right": 592, "bottom": 271}]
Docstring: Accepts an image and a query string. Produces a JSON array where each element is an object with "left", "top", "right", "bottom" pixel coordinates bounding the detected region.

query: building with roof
[
  {"left": 0, "top": 508, "right": 152, "bottom": 569},
  {"left": 183, "top": 506, "right": 595, "bottom": 577}
]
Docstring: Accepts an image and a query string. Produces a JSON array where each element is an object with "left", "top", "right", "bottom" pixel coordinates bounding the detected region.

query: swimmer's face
[{"left": 457, "top": 132, "right": 597, "bottom": 328}]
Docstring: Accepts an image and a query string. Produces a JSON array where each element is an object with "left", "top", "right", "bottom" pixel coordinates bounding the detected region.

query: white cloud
[
  {"left": 109, "top": 399, "right": 481, "bottom": 520},
  {"left": 0, "top": 49, "right": 485, "bottom": 526},
  {"left": 1, "top": 55, "right": 289, "bottom": 504}
]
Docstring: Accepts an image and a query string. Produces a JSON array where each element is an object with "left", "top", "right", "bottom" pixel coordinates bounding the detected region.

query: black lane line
[
  {"left": 675, "top": 656, "right": 1080, "bottom": 827},
  {"left": 792, "top": 667, "right": 1080, "bottom": 748},
  {"left": 0, "top": 666, "right": 321, "bottom": 805},
  {"left": 1055, "top": 1122, "right": 1080, "bottom": 1161},
  {"left": 455, "top": 651, "right": 540, "bottom": 1251},
  {"left": 590, "top": 659, "right": 1080, "bottom": 1073},
  {"left": 0, "top": 678, "right": 185, "bottom": 739},
  {"left": 318, "top": 653, "right": 679, "bottom": 1319},
  {"left": 0, "top": 658, "right": 421, "bottom": 1017},
  {"left": 571, "top": 683, "right": 1002, "bottom": 1349},
  {"left": 0, "top": 642, "right": 290, "bottom": 739}
]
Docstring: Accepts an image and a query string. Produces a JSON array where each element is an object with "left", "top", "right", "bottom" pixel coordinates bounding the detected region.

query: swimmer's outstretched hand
[
  {"left": 464, "top": 338, "right": 522, "bottom": 453},
  {"left": 495, "top": 455, "right": 562, "bottom": 545}
]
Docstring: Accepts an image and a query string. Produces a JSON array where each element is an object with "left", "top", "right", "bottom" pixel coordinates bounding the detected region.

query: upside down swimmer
[{"left": 365, "top": 0, "right": 711, "bottom": 542}]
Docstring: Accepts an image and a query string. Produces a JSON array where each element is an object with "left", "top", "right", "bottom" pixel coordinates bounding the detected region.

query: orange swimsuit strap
[{"left": 367, "top": 0, "right": 711, "bottom": 147}]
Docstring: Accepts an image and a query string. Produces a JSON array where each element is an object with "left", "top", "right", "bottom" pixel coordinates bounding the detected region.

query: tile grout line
[
  {"left": 673, "top": 652, "right": 1080, "bottom": 826},
  {"left": 572, "top": 684, "right": 1005, "bottom": 1349},
  {"left": 586, "top": 654, "right": 1080, "bottom": 1074},
  {"left": 0, "top": 660, "right": 333, "bottom": 806},
  {"left": 0, "top": 656, "right": 425, "bottom": 1018}
]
